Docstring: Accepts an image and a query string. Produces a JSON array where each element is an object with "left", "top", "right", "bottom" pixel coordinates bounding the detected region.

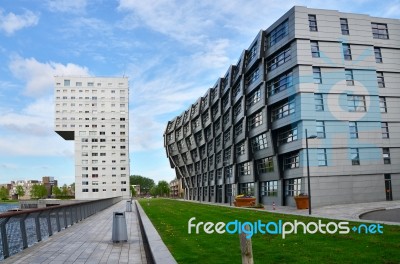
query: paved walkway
[{"left": 2, "top": 201, "right": 147, "bottom": 264}]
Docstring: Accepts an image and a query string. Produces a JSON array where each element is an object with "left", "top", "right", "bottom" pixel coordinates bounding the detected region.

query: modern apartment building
[
  {"left": 164, "top": 6, "right": 400, "bottom": 207},
  {"left": 55, "top": 76, "right": 130, "bottom": 200}
]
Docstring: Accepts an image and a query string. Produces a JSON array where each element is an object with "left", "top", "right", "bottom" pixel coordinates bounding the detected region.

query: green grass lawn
[{"left": 139, "top": 198, "right": 400, "bottom": 264}]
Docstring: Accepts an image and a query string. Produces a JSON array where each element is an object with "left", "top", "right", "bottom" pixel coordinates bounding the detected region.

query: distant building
[
  {"left": 169, "top": 178, "right": 183, "bottom": 198},
  {"left": 42, "top": 176, "right": 58, "bottom": 197},
  {"left": 54, "top": 76, "right": 130, "bottom": 200},
  {"left": 164, "top": 6, "right": 400, "bottom": 207}
]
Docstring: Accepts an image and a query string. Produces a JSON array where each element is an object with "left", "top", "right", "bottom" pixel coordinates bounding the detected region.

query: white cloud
[
  {"left": 9, "top": 56, "right": 90, "bottom": 97},
  {"left": 45, "top": 0, "right": 87, "bottom": 13},
  {"left": 0, "top": 9, "right": 39, "bottom": 35}
]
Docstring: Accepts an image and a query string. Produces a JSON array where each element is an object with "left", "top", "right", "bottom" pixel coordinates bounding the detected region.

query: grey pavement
[
  {"left": 182, "top": 199, "right": 400, "bottom": 225},
  {"left": 2, "top": 201, "right": 147, "bottom": 264}
]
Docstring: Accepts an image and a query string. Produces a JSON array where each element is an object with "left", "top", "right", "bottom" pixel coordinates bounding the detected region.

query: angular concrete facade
[
  {"left": 55, "top": 76, "right": 130, "bottom": 200},
  {"left": 164, "top": 6, "right": 400, "bottom": 207}
]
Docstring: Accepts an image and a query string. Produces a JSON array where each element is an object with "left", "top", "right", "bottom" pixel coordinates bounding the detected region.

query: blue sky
[{"left": 0, "top": 0, "right": 399, "bottom": 186}]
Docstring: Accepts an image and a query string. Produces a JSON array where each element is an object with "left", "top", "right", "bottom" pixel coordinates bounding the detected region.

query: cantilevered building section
[
  {"left": 164, "top": 6, "right": 400, "bottom": 207},
  {"left": 55, "top": 76, "right": 130, "bottom": 200}
]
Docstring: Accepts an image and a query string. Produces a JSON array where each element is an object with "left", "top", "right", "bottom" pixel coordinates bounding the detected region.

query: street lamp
[{"left": 305, "top": 129, "right": 317, "bottom": 215}]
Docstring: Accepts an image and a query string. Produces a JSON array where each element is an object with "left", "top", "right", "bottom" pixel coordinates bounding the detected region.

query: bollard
[
  {"left": 126, "top": 200, "right": 132, "bottom": 212},
  {"left": 112, "top": 212, "right": 128, "bottom": 243}
]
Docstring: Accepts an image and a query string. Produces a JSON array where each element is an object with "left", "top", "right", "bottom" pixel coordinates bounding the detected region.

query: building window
[
  {"left": 377, "top": 72, "right": 385, "bottom": 88},
  {"left": 347, "top": 95, "right": 366, "bottom": 112},
  {"left": 222, "top": 94, "right": 230, "bottom": 109},
  {"left": 342, "top": 44, "right": 352, "bottom": 60},
  {"left": 235, "top": 122, "right": 243, "bottom": 138},
  {"left": 374, "top": 47, "right": 382, "bottom": 63},
  {"left": 350, "top": 148, "right": 360, "bottom": 165},
  {"left": 246, "top": 41, "right": 258, "bottom": 65},
  {"left": 267, "top": 71, "right": 293, "bottom": 96},
  {"left": 283, "top": 151, "right": 299, "bottom": 170},
  {"left": 192, "top": 118, "right": 200, "bottom": 129},
  {"left": 340, "top": 18, "right": 349, "bottom": 35},
  {"left": 267, "top": 47, "right": 291, "bottom": 71},
  {"left": 233, "top": 102, "right": 242, "bottom": 117},
  {"left": 268, "top": 19, "right": 288, "bottom": 47},
  {"left": 216, "top": 151, "right": 222, "bottom": 164},
  {"left": 246, "top": 88, "right": 261, "bottom": 108},
  {"left": 383, "top": 148, "right": 391, "bottom": 164},
  {"left": 371, "top": 23, "right": 389, "bottom": 39},
  {"left": 223, "top": 147, "right": 231, "bottom": 162},
  {"left": 261, "top": 181, "right": 278, "bottom": 196},
  {"left": 286, "top": 178, "right": 301, "bottom": 196},
  {"left": 380, "top": 97, "right": 387, "bottom": 113},
  {"left": 223, "top": 130, "right": 231, "bottom": 145},
  {"left": 278, "top": 126, "right": 297, "bottom": 145},
  {"left": 239, "top": 162, "right": 251, "bottom": 176},
  {"left": 345, "top": 69, "right": 354, "bottom": 86},
  {"left": 248, "top": 110, "right": 263, "bottom": 130},
  {"left": 313, "top": 67, "right": 322, "bottom": 84},
  {"left": 215, "top": 135, "right": 221, "bottom": 148},
  {"left": 317, "top": 149, "right": 327, "bottom": 166},
  {"left": 311, "top": 94, "right": 324, "bottom": 114},
  {"left": 310, "top": 41, "right": 320, "bottom": 58},
  {"left": 349, "top": 121, "right": 358, "bottom": 139},
  {"left": 246, "top": 68, "right": 260, "bottom": 87},
  {"left": 240, "top": 183, "right": 254, "bottom": 196},
  {"left": 232, "top": 84, "right": 241, "bottom": 98},
  {"left": 64, "top": 79, "right": 70, "bottom": 86},
  {"left": 308, "top": 15, "right": 318, "bottom": 31},
  {"left": 251, "top": 133, "right": 268, "bottom": 152},
  {"left": 272, "top": 99, "right": 295, "bottom": 121},
  {"left": 316, "top": 121, "right": 326, "bottom": 138},
  {"left": 223, "top": 113, "right": 230, "bottom": 126},
  {"left": 381, "top": 122, "right": 389, "bottom": 139},
  {"left": 236, "top": 141, "right": 245, "bottom": 157},
  {"left": 257, "top": 157, "right": 274, "bottom": 173}
]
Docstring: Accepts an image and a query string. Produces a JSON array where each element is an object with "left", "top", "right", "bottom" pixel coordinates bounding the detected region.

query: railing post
[
  {"left": 70, "top": 207, "right": 74, "bottom": 226},
  {"left": 56, "top": 209, "right": 61, "bottom": 232},
  {"left": 63, "top": 208, "right": 68, "bottom": 229},
  {"left": 46, "top": 211, "right": 52, "bottom": 237},
  {"left": 34, "top": 213, "right": 42, "bottom": 242},
  {"left": 20, "top": 214, "right": 29, "bottom": 249},
  {"left": 1, "top": 217, "right": 10, "bottom": 259}
]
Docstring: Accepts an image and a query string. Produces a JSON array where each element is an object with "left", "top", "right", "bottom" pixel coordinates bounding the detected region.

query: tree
[
  {"left": 129, "top": 175, "right": 155, "bottom": 195},
  {"left": 130, "top": 185, "right": 137, "bottom": 197},
  {"left": 0, "top": 186, "right": 9, "bottom": 200},
  {"left": 53, "top": 186, "right": 62, "bottom": 198},
  {"left": 157, "top": 180, "right": 170, "bottom": 197},
  {"left": 15, "top": 185, "right": 25, "bottom": 199},
  {"left": 30, "top": 184, "right": 48, "bottom": 199},
  {"left": 61, "top": 184, "right": 69, "bottom": 197}
]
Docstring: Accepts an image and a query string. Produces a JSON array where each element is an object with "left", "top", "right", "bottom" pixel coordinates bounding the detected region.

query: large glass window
[
  {"left": 345, "top": 69, "right": 354, "bottom": 86},
  {"left": 239, "top": 162, "right": 251, "bottom": 176},
  {"left": 251, "top": 133, "right": 268, "bottom": 152},
  {"left": 383, "top": 148, "right": 391, "bottom": 164},
  {"left": 374, "top": 47, "right": 382, "bottom": 63},
  {"left": 340, "top": 18, "right": 349, "bottom": 35},
  {"left": 235, "top": 121, "right": 243, "bottom": 138},
  {"left": 247, "top": 41, "right": 258, "bottom": 64},
  {"left": 267, "top": 71, "right": 293, "bottom": 96},
  {"left": 267, "top": 47, "right": 291, "bottom": 71},
  {"left": 350, "top": 148, "right": 360, "bottom": 165},
  {"left": 283, "top": 151, "right": 300, "bottom": 170},
  {"left": 246, "top": 67, "right": 260, "bottom": 87},
  {"left": 261, "top": 181, "right": 278, "bottom": 197},
  {"left": 248, "top": 110, "right": 263, "bottom": 129},
  {"left": 313, "top": 67, "right": 322, "bottom": 84},
  {"left": 246, "top": 88, "right": 261, "bottom": 108},
  {"left": 381, "top": 122, "right": 389, "bottom": 139},
  {"left": 271, "top": 100, "right": 295, "bottom": 121},
  {"left": 240, "top": 183, "right": 254, "bottom": 196},
  {"left": 257, "top": 157, "right": 274, "bottom": 173},
  {"left": 347, "top": 95, "right": 366, "bottom": 112},
  {"left": 308, "top": 15, "right": 318, "bottom": 31},
  {"left": 311, "top": 41, "right": 320, "bottom": 58},
  {"left": 342, "top": 44, "right": 352, "bottom": 60},
  {"left": 236, "top": 141, "right": 245, "bottom": 157},
  {"left": 317, "top": 149, "right": 327, "bottom": 166},
  {"left": 349, "top": 121, "right": 358, "bottom": 139},
  {"left": 315, "top": 93, "right": 324, "bottom": 111},
  {"left": 372, "top": 23, "right": 389, "bottom": 39},
  {"left": 380, "top": 97, "right": 387, "bottom": 113},
  {"left": 316, "top": 121, "right": 325, "bottom": 138},
  {"left": 377, "top": 72, "right": 385, "bottom": 88},
  {"left": 278, "top": 126, "right": 297, "bottom": 145},
  {"left": 286, "top": 178, "right": 301, "bottom": 196},
  {"left": 268, "top": 19, "right": 288, "bottom": 47}
]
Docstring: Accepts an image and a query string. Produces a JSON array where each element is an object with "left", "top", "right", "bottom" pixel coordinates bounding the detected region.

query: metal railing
[{"left": 0, "top": 197, "right": 122, "bottom": 260}]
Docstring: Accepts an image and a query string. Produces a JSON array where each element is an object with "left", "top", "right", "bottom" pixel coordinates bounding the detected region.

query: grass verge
[{"left": 139, "top": 198, "right": 400, "bottom": 264}]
